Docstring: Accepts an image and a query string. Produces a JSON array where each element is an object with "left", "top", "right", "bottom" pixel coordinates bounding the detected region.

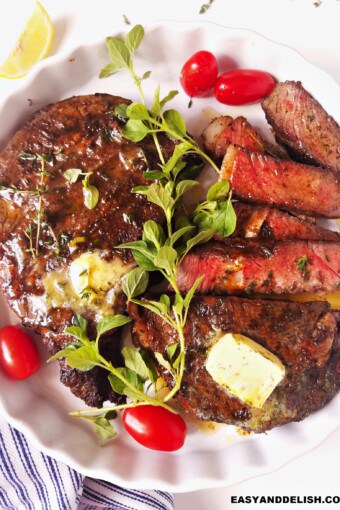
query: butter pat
[
  {"left": 206, "top": 333, "right": 285, "bottom": 408},
  {"left": 69, "top": 251, "right": 129, "bottom": 296}
]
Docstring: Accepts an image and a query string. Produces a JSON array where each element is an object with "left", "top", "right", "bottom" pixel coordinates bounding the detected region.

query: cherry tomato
[
  {"left": 122, "top": 405, "right": 187, "bottom": 451},
  {"left": 214, "top": 69, "right": 276, "bottom": 105},
  {"left": 0, "top": 325, "right": 40, "bottom": 380},
  {"left": 180, "top": 50, "right": 218, "bottom": 98}
]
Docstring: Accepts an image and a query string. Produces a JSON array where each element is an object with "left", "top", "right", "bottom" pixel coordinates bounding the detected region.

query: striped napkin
[{"left": 0, "top": 416, "right": 174, "bottom": 510}]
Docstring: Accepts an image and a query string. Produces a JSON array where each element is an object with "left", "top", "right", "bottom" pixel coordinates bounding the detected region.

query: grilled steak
[
  {"left": 228, "top": 202, "right": 339, "bottom": 241},
  {"left": 175, "top": 239, "right": 340, "bottom": 295},
  {"left": 201, "top": 115, "right": 285, "bottom": 163},
  {"left": 0, "top": 93, "right": 179, "bottom": 406},
  {"left": 262, "top": 81, "right": 340, "bottom": 172},
  {"left": 129, "top": 296, "right": 340, "bottom": 432},
  {"left": 221, "top": 145, "right": 340, "bottom": 218}
]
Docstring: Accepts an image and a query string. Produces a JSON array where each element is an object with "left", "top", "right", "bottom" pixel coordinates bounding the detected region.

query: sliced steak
[
  {"left": 0, "top": 93, "right": 179, "bottom": 406},
  {"left": 175, "top": 239, "right": 340, "bottom": 295},
  {"left": 262, "top": 81, "right": 340, "bottom": 172},
  {"left": 201, "top": 115, "right": 285, "bottom": 163},
  {"left": 129, "top": 296, "right": 340, "bottom": 432},
  {"left": 227, "top": 202, "right": 339, "bottom": 241},
  {"left": 221, "top": 145, "right": 340, "bottom": 218}
]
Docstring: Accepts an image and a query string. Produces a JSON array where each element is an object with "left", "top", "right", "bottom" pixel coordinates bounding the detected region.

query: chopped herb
[
  {"left": 123, "top": 14, "right": 131, "bottom": 25},
  {"left": 295, "top": 255, "right": 310, "bottom": 272},
  {"left": 123, "top": 213, "right": 132, "bottom": 224},
  {"left": 245, "top": 281, "right": 256, "bottom": 294},
  {"left": 27, "top": 99, "right": 33, "bottom": 107},
  {"left": 59, "top": 232, "right": 71, "bottom": 245},
  {"left": 199, "top": 0, "right": 214, "bottom": 14},
  {"left": 79, "top": 269, "right": 88, "bottom": 277},
  {"left": 313, "top": 0, "right": 322, "bottom": 6},
  {"left": 188, "top": 99, "right": 193, "bottom": 108}
]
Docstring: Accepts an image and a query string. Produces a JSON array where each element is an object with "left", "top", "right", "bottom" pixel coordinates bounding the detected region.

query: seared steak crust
[
  {"left": 201, "top": 115, "right": 285, "bottom": 163},
  {"left": 175, "top": 239, "right": 340, "bottom": 295},
  {"left": 129, "top": 296, "right": 340, "bottom": 432},
  {"left": 262, "top": 81, "right": 340, "bottom": 172},
  {"left": 221, "top": 145, "right": 340, "bottom": 218},
  {"left": 0, "top": 93, "right": 174, "bottom": 406}
]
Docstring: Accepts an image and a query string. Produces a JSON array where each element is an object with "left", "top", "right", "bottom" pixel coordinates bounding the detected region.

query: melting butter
[
  {"left": 43, "top": 250, "right": 134, "bottom": 317},
  {"left": 206, "top": 333, "right": 285, "bottom": 409}
]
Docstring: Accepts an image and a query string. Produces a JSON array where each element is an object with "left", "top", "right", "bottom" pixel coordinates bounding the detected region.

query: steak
[
  {"left": 201, "top": 115, "right": 285, "bottom": 163},
  {"left": 221, "top": 145, "right": 340, "bottom": 218},
  {"left": 0, "top": 93, "right": 178, "bottom": 406},
  {"left": 228, "top": 202, "right": 339, "bottom": 241},
  {"left": 262, "top": 81, "right": 340, "bottom": 172},
  {"left": 129, "top": 295, "right": 340, "bottom": 432},
  {"left": 175, "top": 239, "right": 340, "bottom": 295}
]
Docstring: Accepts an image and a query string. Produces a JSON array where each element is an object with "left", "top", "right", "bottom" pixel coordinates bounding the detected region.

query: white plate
[{"left": 0, "top": 21, "right": 339, "bottom": 493}]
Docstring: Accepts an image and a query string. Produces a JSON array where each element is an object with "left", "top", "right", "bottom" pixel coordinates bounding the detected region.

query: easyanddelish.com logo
[{"left": 230, "top": 496, "right": 340, "bottom": 504}]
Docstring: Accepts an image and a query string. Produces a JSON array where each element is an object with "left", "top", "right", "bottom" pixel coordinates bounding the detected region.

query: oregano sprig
[
  {"left": 48, "top": 313, "right": 177, "bottom": 442},
  {"left": 59, "top": 24, "right": 237, "bottom": 443},
  {"left": 99, "top": 24, "right": 220, "bottom": 174}
]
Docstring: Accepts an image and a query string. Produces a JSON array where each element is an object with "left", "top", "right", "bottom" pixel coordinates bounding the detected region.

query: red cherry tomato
[
  {"left": 214, "top": 69, "right": 276, "bottom": 105},
  {"left": 0, "top": 325, "right": 40, "bottom": 380},
  {"left": 180, "top": 50, "right": 218, "bottom": 98},
  {"left": 122, "top": 405, "right": 187, "bottom": 451}
]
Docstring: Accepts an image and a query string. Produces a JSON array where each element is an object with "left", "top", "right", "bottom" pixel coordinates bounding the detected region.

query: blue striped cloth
[{"left": 0, "top": 416, "right": 174, "bottom": 510}]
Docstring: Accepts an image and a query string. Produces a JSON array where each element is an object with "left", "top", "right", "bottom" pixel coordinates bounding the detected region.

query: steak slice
[
  {"left": 175, "top": 239, "right": 340, "bottom": 295},
  {"left": 0, "top": 93, "right": 177, "bottom": 406},
  {"left": 262, "top": 81, "right": 340, "bottom": 172},
  {"left": 227, "top": 202, "right": 339, "bottom": 241},
  {"left": 129, "top": 296, "right": 340, "bottom": 432},
  {"left": 221, "top": 145, "right": 340, "bottom": 218},
  {"left": 201, "top": 115, "right": 285, "bottom": 163}
]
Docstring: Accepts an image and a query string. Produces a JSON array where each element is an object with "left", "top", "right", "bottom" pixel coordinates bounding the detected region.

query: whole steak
[
  {"left": 0, "top": 93, "right": 173, "bottom": 406},
  {"left": 129, "top": 295, "right": 340, "bottom": 432}
]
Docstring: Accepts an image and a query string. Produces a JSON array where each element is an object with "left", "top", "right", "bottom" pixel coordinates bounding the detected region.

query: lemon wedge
[{"left": 0, "top": 1, "right": 54, "bottom": 79}]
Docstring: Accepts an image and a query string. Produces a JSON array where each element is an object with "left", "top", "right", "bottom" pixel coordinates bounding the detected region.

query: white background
[{"left": 1, "top": 0, "right": 339, "bottom": 508}]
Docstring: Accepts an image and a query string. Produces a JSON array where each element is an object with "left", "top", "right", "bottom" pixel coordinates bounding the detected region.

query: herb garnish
[
  {"left": 295, "top": 255, "right": 310, "bottom": 273},
  {"left": 17, "top": 151, "right": 53, "bottom": 258},
  {"left": 53, "top": 25, "right": 236, "bottom": 442},
  {"left": 63, "top": 169, "right": 99, "bottom": 209},
  {"left": 99, "top": 25, "right": 220, "bottom": 174},
  {"left": 199, "top": 0, "right": 215, "bottom": 14}
]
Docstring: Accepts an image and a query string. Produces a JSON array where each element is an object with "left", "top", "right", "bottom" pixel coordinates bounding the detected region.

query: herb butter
[
  {"left": 206, "top": 333, "right": 285, "bottom": 408},
  {"left": 43, "top": 250, "right": 134, "bottom": 317}
]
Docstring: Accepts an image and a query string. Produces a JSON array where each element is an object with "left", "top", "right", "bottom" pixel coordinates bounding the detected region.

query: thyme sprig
[{"left": 19, "top": 151, "right": 53, "bottom": 258}]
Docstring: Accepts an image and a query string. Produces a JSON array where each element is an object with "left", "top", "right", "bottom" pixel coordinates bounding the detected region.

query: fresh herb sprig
[
  {"left": 63, "top": 169, "right": 99, "bottom": 209},
  {"left": 49, "top": 313, "right": 177, "bottom": 442},
  {"left": 19, "top": 151, "right": 54, "bottom": 258},
  {"left": 191, "top": 181, "right": 237, "bottom": 237},
  {"left": 58, "top": 24, "right": 237, "bottom": 443},
  {"left": 99, "top": 25, "right": 220, "bottom": 174}
]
